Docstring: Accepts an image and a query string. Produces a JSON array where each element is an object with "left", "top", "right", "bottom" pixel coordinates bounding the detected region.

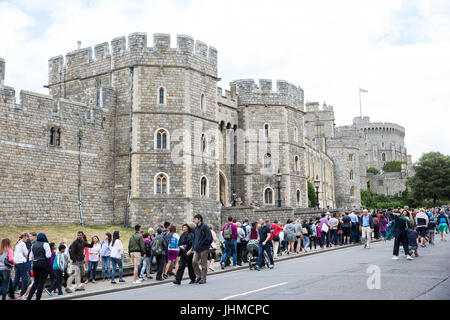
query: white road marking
[{"left": 220, "top": 282, "right": 288, "bottom": 300}]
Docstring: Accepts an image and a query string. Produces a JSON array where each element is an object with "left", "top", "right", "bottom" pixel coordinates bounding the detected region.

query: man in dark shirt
[
  {"left": 189, "top": 214, "right": 212, "bottom": 284},
  {"left": 66, "top": 232, "right": 93, "bottom": 292},
  {"left": 341, "top": 212, "right": 352, "bottom": 245},
  {"left": 255, "top": 219, "right": 274, "bottom": 270}
]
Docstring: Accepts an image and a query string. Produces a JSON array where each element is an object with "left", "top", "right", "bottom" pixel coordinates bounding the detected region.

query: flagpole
[{"left": 359, "top": 88, "right": 362, "bottom": 118}]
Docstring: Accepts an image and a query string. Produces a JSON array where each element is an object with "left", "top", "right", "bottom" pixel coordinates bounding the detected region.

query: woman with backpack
[
  {"left": 164, "top": 225, "right": 180, "bottom": 278},
  {"left": 301, "top": 220, "right": 311, "bottom": 252},
  {"left": 0, "top": 238, "right": 15, "bottom": 300},
  {"left": 109, "top": 231, "right": 125, "bottom": 284},
  {"left": 437, "top": 211, "right": 449, "bottom": 241},
  {"left": 100, "top": 233, "right": 112, "bottom": 281}
]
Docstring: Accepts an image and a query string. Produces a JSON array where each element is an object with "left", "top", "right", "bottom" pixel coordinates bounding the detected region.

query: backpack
[
  {"left": 151, "top": 237, "right": 163, "bottom": 256},
  {"left": 310, "top": 224, "right": 317, "bottom": 237},
  {"left": 439, "top": 217, "right": 447, "bottom": 224},
  {"left": 223, "top": 224, "right": 232, "bottom": 241},
  {"left": 242, "top": 224, "right": 248, "bottom": 238},
  {"left": 373, "top": 217, "right": 379, "bottom": 225},
  {"left": 144, "top": 241, "right": 152, "bottom": 256}
]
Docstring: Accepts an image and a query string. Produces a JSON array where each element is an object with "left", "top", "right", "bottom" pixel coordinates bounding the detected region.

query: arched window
[
  {"left": 264, "top": 187, "right": 274, "bottom": 205},
  {"left": 201, "top": 133, "right": 207, "bottom": 153},
  {"left": 349, "top": 170, "right": 354, "bottom": 180},
  {"left": 350, "top": 186, "right": 355, "bottom": 197},
  {"left": 294, "top": 156, "right": 299, "bottom": 172},
  {"left": 264, "top": 153, "right": 272, "bottom": 168},
  {"left": 264, "top": 123, "right": 270, "bottom": 138},
  {"left": 158, "top": 87, "right": 166, "bottom": 105},
  {"left": 200, "top": 176, "right": 208, "bottom": 197},
  {"left": 348, "top": 154, "right": 354, "bottom": 161},
  {"left": 200, "top": 94, "right": 205, "bottom": 112},
  {"left": 50, "top": 127, "right": 61, "bottom": 146},
  {"left": 296, "top": 189, "right": 301, "bottom": 205},
  {"left": 382, "top": 153, "right": 386, "bottom": 161},
  {"left": 155, "top": 129, "right": 168, "bottom": 150},
  {"left": 155, "top": 173, "right": 169, "bottom": 194}
]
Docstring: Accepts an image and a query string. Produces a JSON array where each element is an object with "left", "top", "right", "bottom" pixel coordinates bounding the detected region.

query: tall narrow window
[
  {"left": 156, "top": 174, "right": 168, "bottom": 194},
  {"left": 201, "top": 177, "right": 207, "bottom": 196},
  {"left": 55, "top": 128, "right": 61, "bottom": 146},
  {"left": 349, "top": 170, "right": 354, "bottom": 180},
  {"left": 295, "top": 156, "right": 299, "bottom": 172},
  {"left": 201, "top": 94, "right": 205, "bottom": 112},
  {"left": 264, "top": 124, "right": 269, "bottom": 138},
  {"left": 156, "top": 129, "right": 167, "bottom": 150},
  {"left": 264, "top": 188, "right": 273, "bottom": 205},
  {"left": 382, "top": 153, "right": 386, "bottom": 161},
  {"left": 264, "top": 153, "right": 272, "bottom": 168},
  {"left": 350, "top": 186, "right": 355, "bottom": 197},
  {"left": 297, "top": 190, "right": 301, "bottom": 205},
  {"left": 201, "top": 134, "right": 207, "bottom": 153},
  {"left": 348, "top": 154, "right": 354, "bottom": 161},
  {"left": 50, "top": 127, "right": 55, "bottom": 146},
  {"left": 158, "top": 87, "right": 165, "bottom": 105}
]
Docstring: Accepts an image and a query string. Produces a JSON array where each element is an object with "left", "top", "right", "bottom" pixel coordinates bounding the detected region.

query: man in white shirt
[{"left": 11, "top": 233, "right": 30, "bottom": 299}]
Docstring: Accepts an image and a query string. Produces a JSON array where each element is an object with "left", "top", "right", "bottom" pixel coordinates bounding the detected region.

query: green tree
[
  {"left": 406, "top": 152, "right": 450, "bottom": 205},
  {"left": 366, "top": 167, "right": 379, "bottom": 175},
  {"left": 382, "top": 161, "right": 404, "bottom": 172},
  {"left": 308, "top": 181, "right": 317, "bottom": 208}
]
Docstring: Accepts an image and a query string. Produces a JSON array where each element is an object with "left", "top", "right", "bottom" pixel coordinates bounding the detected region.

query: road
[{"left": 78, "top": 239, "right": 450, "bottom": 300}]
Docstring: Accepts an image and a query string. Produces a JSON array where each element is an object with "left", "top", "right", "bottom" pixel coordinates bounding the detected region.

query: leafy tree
[
  {"left": 406, "top": 152, "right": 450, "bottom": 205},
  {"left": 382, "top": 161, "right": 404, "bottom": 172},
  {"left": 307, "top": 181, "right": 317, "bottom": 208},
  {"left": 366, "top": 167, "right": 380, "bottom": 175}
]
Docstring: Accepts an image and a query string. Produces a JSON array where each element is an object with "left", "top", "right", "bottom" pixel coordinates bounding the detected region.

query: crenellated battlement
[
  {"left": 352, "top": 117, "right": 405, "bottom": 135},
  {"left": 48, "top": 32, "right": 218, "bottom": 86},
  {"left": 229, "top": 79, "right": 304, "bottom": 111},
  {"left": 305, "top": 101, "right": 334, "bottom": 112}
]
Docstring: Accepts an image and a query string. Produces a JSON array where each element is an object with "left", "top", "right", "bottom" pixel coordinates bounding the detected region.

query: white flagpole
[{"left": 359, "top": 88, "right": 362, "bottom": 118}]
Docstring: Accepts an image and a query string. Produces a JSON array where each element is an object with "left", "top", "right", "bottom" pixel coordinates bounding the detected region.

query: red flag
[{"left": 360, "top": 88, "right": 368, "bottom": 93}]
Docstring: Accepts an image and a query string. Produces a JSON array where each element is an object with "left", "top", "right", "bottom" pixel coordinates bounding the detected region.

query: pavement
[
  {"left": 73, "top": 238, "right": 450, "bottom": 300},
  {"left": 42, "top": 241, "right": 362, "bottom": 300}
]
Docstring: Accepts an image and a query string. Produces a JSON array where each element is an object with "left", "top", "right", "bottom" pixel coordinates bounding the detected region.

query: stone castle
[{"left": 0, "top": 32, "right": 413, "bottom": 227}]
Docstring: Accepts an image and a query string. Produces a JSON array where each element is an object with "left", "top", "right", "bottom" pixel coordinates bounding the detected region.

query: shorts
[
  {"left": 286, "top": 234, "right": 297, "bottom": 242},
  {"left": 208, "top": 249, "right": 216, "bottom": 261},
  {"left": 438, "top": 223, "right": 448, "bottom": 233},
  {"left": 342, "top": 227, "right": 350, "bottom": 236},
  {"left": 409, "top": 245, "right": 418, "bottom": 252},
  {"left": 381, "top": 231, "right": 387, "bottom": 238},
  {"left": 417, "top": 227, "right": 428, "bottom": 237},
  {"left": 168, "top": 250, "right": 179, "bottom": 261},
  {"left": 130, "top": 252, "right": 141, "bottom": 266}
]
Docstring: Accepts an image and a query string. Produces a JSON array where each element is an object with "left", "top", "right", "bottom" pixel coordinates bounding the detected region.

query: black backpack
[{"left": 144, "top": 241, "right": 152, "bottom": 256}]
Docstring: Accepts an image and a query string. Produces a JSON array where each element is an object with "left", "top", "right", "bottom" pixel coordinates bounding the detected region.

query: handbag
[
  {"left": 273, "top": 235, "right": 280, "bottom": 241},
  {"left": 321, "top": 224, "right": 329, "bottom": 233},
  {"left": 302, "top": 227, "right": 308, "bottom": 235},
  {"left": 4, "top": 256, "right": 13, "bottom": 269}
]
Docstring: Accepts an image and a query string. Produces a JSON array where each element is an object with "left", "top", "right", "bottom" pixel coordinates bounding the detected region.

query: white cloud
[{"left": 1, "top": 0, "right": 449, "bottom": 161}]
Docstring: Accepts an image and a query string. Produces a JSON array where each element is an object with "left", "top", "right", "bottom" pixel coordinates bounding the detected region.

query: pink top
[{"left": 210, "top": 230, "right": 217, "bottom": 250}]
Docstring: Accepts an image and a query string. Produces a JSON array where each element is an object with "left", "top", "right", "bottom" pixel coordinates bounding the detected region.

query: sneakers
[
  {"left": 65, "top": 287, "right": 73, "bottom": 293},
  {"left": 45, "top": 289, "right": 52, "bottom": 296},
  {"left": 233, "top": 265, "right": 239, "bottom": 269},
  {"left": 111, "top": 280, "right": 117, "bottom": 284},
  {"left": 208, "top": 267, "right": 215, "bottom": 272},
  {"left": 220, "top": 262, "right": 225, "bottom": 270},
  {"left": 119, "top": 279, "right": 126, "bottom": 283},
  {"left": 198, "top": 280, "right": 207, "bottom": 284},
  {"left": 132, "top": 280, "right": 142, "bottom": 284},
  {"left": 268, "top": 264, "right": 274, "bottom": 269},
  {"left": 173, "top": 280, "right": 181, "bottom": 285},
  {"left": 392, "top": 256, "right": 399, "bottom": 260},
  {"left": 189, "top": 280, "right": 197, "bottom": 284},
  {"left": 407, "top": 255, "right": 414, "bottom": 260}
]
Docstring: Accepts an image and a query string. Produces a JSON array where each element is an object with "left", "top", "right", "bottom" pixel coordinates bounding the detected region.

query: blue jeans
[
  {"left": 110, "top": 257, "right": 123, "bottom": 281},
  {"left": 221, "top": 239, "right": 237, "bottom": 266},
  {"left": 101, "top": 256, "right": 111, "bottom": 280},
  {"left": 86, "top": 261, "right": 98, "bottom": 281},
  {"left": 12, "top": 262, "right": 29, "bottom": 297},
  {"left": 302, "top": 236, "right": 311, "bottom": 249},
  {"left": 0, "top": 270, "right": 11, "bottom": 301},
  {"left": 257, "top": 242, "right": 274, "bottom": 268},
  {"left": 140, "top": 257, "right": 152, "bottom": 278}
]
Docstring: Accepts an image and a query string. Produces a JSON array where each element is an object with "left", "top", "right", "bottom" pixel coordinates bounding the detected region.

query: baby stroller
[{"left": 247, "top": 240, "right": 269, "bottom": 270}]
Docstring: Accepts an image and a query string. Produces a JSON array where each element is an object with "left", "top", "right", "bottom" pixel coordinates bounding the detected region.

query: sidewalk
[{"left": 40, "top": 241, "right": 369, "bottom": 300}]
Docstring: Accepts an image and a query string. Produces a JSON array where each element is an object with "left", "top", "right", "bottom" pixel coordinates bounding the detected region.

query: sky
[{"left": 1, "top": 0, "right": 449, "bottom": 162}]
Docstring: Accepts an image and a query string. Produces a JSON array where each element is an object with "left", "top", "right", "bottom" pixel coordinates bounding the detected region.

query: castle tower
[
  {"left": 230, "top": 79, "right": 308, "bottom": 208},
  {"left": 48, "top": 33, "right": 220, "bottom": 226},
  {"left": 0, "top": 57, "right": 5, "bottom": 86}
]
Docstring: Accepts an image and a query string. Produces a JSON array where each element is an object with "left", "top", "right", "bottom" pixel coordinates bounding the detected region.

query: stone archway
[{"left": 219, "top": 171, "right": 227, "bottom": 207}]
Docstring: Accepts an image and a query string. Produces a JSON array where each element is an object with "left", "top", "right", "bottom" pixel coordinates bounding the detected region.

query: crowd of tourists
[{"left": 1, "top": 206, "right": 449, "bottom": 300}]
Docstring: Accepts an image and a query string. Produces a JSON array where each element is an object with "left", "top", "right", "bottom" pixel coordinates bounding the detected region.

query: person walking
[
  {"left": 254, "top": 219, "right": 274, "bottom": 271},
  {"left": 85, "top": 235, "right": 101, "bottom": 284},
  {"left": 26, "top": 233, "right": 51, "bottom": 300},
  {"left": 0, "top": 238, "right": 15, "bottom": 301},
  {"left": 361, "top": 210, "right": 374, "bottom": 248},
  {"left": 428, "top": 217, "right": 438, "bottom": 245},
  {"left": 220, "top": 216, "right": 238, "bottom": 269},
  {"left": 271, "top": 220, "right": 283, "bottom": 259},
  {"left": 189, "top": 214, "right": 212, "bottom": 284},
  {"left": 437, "top": 211, "right": 449, "bottom": 241},
  {"left": 100, "top": 233, "right": 112, "bottom": 281},
  {"left": 415, "top": 209, "right": 429, "bottom": 247},
  {"left": 66, "top": 231, "right": 94, "bottom": 292},
  {"left": 387, "top": 210, "right": 414, "bottom": 260},
  {"left": 11, "top": 233, "right": 29, "bottom": 300},
  {"left": 173, "top": 224, "right": 196, "bottom": 285},
  {"left": 164, "top": 225, "right": 180, "bottom": 278},
  {"left": 129, "top": 224, "right": 145, "bottom": 284},
  {"left": 207, "top": 225, "right": 217, "bottom": 272},
  {"left": 109, "top": 231, "right": 125, "bottom": 284}
]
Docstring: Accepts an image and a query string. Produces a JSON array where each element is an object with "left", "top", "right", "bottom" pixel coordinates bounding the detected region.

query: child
[
  {"left": 428, "top": 217, "right": 437, "bottom": 245},
  {"left": 47, "top": 244, "right": 67, "bottom": 296},
  {"left": 408, "top": 227, "right": 419, "bottom": 258},
  {"left": 45, "top": 242, "right": 56, "bottom": 296}
]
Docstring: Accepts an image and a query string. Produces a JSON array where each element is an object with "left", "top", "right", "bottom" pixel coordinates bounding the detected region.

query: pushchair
[{"left": 247, "top": 240, "right": 269, "bottom": 270}]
